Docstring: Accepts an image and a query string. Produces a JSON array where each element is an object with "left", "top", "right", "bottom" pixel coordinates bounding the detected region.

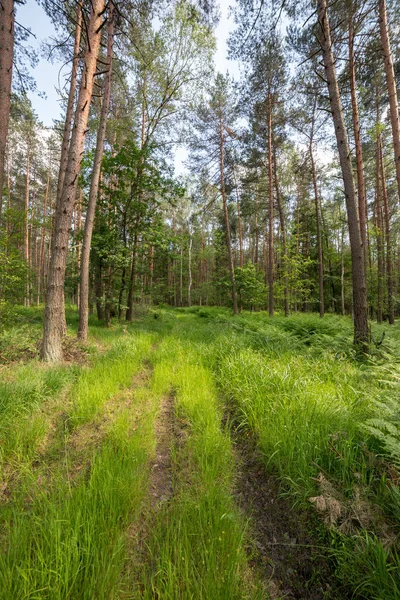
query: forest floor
[{"left": 0, "top": 306, "right": 399, "bottom": 599}]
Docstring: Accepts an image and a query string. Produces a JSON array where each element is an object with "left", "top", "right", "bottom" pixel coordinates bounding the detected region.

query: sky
[{"left": 17, "top": 0, "right": 239, "bottom": 129}]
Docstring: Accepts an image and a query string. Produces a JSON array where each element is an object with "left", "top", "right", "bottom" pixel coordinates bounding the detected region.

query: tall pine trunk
[
  {"left": 309, "top": 97, "right": 324, "bottom": 317},
  {"left": 379, "top": 0, "right": 400, "bottom": 206},
  {"left": 267, "top": 90, "right": 274, "bottom": 316},
  {"left": 78, "top": 7, "right": 114, "bottom": 341},
  {"left": 24, "top": 144, "right": 30, "bottom": 307},
  {"left": 42, "top": 0, "right": 105, "bottom": 362},
  {"left": 273, "top": 149, "right": 288, "bottom": 316},
  {"left": 219, "top": 110, "right": 238, "bottom": 315},
  {"left": 349, "top": 10, "right": 368, "bottom": 269},
  {"left": 380, "top": 143, "right": 394, "bottom": 324},
  {"left": 376, "top": 122, "right": 384, "bottom": 324},
  {"left": 0, "top": 0, "right": 14, "bottom": 221},
  {"left": 56, "top": 0, "right": 83, "bottom": 205},
  {"left": 317, "top": 0, "right": 369, "bottom": 350}
]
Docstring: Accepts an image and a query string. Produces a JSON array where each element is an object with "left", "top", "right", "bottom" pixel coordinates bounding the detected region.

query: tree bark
[
  {"left": 78, "top": 6, "right": 114, "bottom": 340},
  {"left": 24, "top": 143, "right": 30, "bottom": 307},
  {"left": 267, "top": 91, "right": 274, "bottom": 316},
  {"left": 233, "top": 167, "right": 243, "bottom": 267},
  {"left": 38, "top": 167, "right": 50, "bottom": 305},
  {"left": 56, "top": 0, "right": 83, "bottom": 206},
  {"left": 188, "top": 225, "right": 192, "bottom": 307},
  {"left": 0, "top": 0, "right": 14, "bottom": 222},
  {"left": 379, "top": 0, "right": 400, "bottom": 206},
  {"left": 273, "top": 149, "right": 288, "bottom": 316},
  {"left": 380, "top": 142, "right": 394, "bottom": 324},
  {"left": 42, "top": 0, "right": 105, "bottom": 362},
  {"left": 349, "top": 10, "right": 368, "bottom": 269},
  {"left": 376, "top": 123, "right": 384, "bottom": 325},
  {"left": 126, "top": 234, "right": 138, "bottom": 320},
  {"left": 309, "top": 96, "right": 324, "bottom": 318},
  {"left": 219, "top": 110, "right": 238, "bottom": 315},
  {"left": 317, "top": 0, "right": 369, "bottom": 350}
]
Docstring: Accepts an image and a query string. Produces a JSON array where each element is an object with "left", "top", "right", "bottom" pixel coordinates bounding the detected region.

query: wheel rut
[
  {"left": 149, "top": 393, "right": 175, "bottom": 507},
  {"left": 227, "top": 419, "right": 349, "bottom": 599}
]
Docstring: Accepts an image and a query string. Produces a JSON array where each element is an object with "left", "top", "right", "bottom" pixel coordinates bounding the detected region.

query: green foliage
[
  {"left": 363, "top": 369, "right": 400, "bottom": 467},
  {"left": 235, "top": 262, "right": 267, "bottom": 310}
]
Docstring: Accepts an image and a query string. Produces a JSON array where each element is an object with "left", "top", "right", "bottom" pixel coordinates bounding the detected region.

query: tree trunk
[
  {"left": 317, "top": 0, "right": 369, "bottom": 350},
  {"left": 219, "top": 111, "right": 238, "bottom": 315},
  {"left": 180, "top": 246, "right": 183, "bottom": 306},
  {"left": 376, "top": 124, "right": 384, "bottom": 325},
  {"left": 233, "top": 167, "right": 243, "bottom": 267},
  {"left": 24, "top": 144, "right": 30, "bottom": 307},
  {"left": 379, "top": 0, "right": 400, "bottom": 206},
  {"left": 380, "top": 143, "right": 394, "bottom": 324},
  {"left": 56, "top": 0, "right": 83, "bottom": 206},
  {"left": 0, "top": 0, "right": 14, "bottom": 222},
  {"left": 38, "top": 168, "right": 50, "bottom": 305},
  {"left": 94, "top": 252, "right": 104, "bottom": 320},
  {"left": 126, "top": 234, "right": 138, "bottom": 321},
  {"left": 267, "top": 90, "right": 274, "bottom": 316},
  {"left": 341, "top": 223, "right": 345, "bottom": 316},
  {"left": 254, "top": 194, "right": 259, "bottom": 264},
  {"left": 75, "top": 188, "right": 82, "bottom": 307},
  {"left": 42, "top": 0, "right": 105, "bottom": 362},
  {"left": 349, "top": 10, "right": 368, "bottom": 269},
  {"left": 188, "top": 226, "right": 192, "bottom": 307},
  {"left": 309, "top": 96, "right": 324, "bottom": 317},
  {"left": 6, "top": 148, "right": 11, "bottom": 236},
  {"left": 78, "top": 7, "right": 114, "bottom": 341},
  {"left": 273, "top": 149, "right": 288, "bottom": 316}
]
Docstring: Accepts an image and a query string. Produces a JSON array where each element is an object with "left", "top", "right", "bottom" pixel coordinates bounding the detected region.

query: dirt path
[
  {"left": 149, "top": 393, "right": 175, "bottom": 507},
  {"left": 229, "top": 423, "right": 348, "bottom": 599}
]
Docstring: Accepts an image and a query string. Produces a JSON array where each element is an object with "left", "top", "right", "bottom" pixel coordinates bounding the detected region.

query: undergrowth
[{"left": 1, "top": 306, "right": 400, "bottom": 599}]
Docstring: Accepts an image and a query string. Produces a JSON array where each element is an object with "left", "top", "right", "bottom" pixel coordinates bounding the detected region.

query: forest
[{"left": 1, "top": 0, "right": 400, "bottom": 597}]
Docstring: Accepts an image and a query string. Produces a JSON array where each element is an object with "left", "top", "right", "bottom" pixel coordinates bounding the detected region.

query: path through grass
[{"left": 1, "top": 307, "right": 399, "bottom": 599}]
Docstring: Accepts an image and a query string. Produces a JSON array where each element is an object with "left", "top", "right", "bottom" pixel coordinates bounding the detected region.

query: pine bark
[
  {"left": 309, "top": 97, "right": 324, "bottom": 318},
  {"left": 38, "top": 169, "right": 50, "bottom": 305},
  {"left": 233, "top": 167, "right": 243, "bottom": 267},
  {"left": 267, "top": 91, "right": 274, "bottom": 316},
  {"left": 380, "top": 143, "right": 394, "bottom": 324},
  {"left": 42, "top": 0, "right": 105, "bottom": 361},
  {"left": 78, "top": 7, "right": 114, "bottom": 340},
  {"left": 317, "top": 0, "right": 369, "bottom": 349},
  {"left": 219, "top": 110, "right": 238, "bottom": 315},
  {"left": 0, "top": 0, "right": 14, "bottom": 221},
  {"left": 24, "top": 145, "right": 30, "bottom": 307},
  {"left": 273, "top": 149, "right": 288, "bottom": 316},
  {"left": 379, "top": 0, "right": 400, "bottom": 206},
  {"left": 376, "top": 125, "right": 384, "bottom": 324},
  {"left": 349, "top": 11, "right": 367, "bottom": 268},
  {"left": 56, "top": 0, "right": 83, "bottom": 205}
]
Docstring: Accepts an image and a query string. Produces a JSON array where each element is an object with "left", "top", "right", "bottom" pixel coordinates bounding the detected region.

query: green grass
[
  {"left": 1, "top": 306, "right": 400, "bottom": 599},
  {"left": 138, "top": 337, "right": 263, "bottom": 599}
]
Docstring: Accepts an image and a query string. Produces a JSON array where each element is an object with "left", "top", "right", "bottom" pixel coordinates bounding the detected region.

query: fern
[{"left": 362, "top": 365, "right": 400, "bottom": 467}]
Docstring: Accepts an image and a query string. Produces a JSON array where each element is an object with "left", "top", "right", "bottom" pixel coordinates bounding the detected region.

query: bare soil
[
  {"left": 148, "top": 394, "right": 175, "bottom": 507},
  {"left": 230, "top": 425, "right": 350, "bottom": 599}
]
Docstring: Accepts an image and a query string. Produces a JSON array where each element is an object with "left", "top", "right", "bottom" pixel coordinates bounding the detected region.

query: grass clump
[
  {"left": 68, "top": 332, "right": 154, "bottom": 427},
  {"left": 0, "top": 395, "right": 156, "bottom": 600}
]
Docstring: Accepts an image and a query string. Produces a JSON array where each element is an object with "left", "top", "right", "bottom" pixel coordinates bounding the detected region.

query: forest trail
[{"left": 1, "top": 310, "right": 399, "bottom": 598}]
